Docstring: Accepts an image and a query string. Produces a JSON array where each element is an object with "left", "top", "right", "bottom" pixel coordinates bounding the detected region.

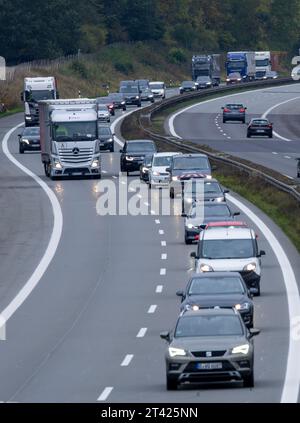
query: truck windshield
[
  {"left": 53, "top": 121, "right": 97, "bottom": 141},
  {"left": 227, "top": 60, "right": 245, "bottom": 69},
  {"left": 256, "top": 59, "right": 270, "bottom": 67},
  {"left": 27, "top": 90, "right": 54, "bottom": 102}
]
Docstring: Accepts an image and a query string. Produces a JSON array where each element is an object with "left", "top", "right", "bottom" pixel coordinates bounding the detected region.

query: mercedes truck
[
  {"left": 226, "top": 52, "right": 256, "bottom": 81},
  {"left": 39, "top": 99, "right": 101, "bottom": 179},
  {"left": 192, "top": 54, "right": 221, "bottom": 86},
  {"left": 21, "top": 77, "right": 59, "bottom": 126}
]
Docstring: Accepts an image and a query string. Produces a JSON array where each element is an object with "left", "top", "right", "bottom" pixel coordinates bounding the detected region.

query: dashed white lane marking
[
  {"left": 159, "top": 229, "right": 164, "bottom": 235},
  {"left": 160, "top": 268, "right": 166, "bottom": 275},
  {"left": 136, "top": 328, "right": 147, "bottom": 338},
  {"left": 156, "top": 285, "right": 163, "bottom": 293},
  {"left": 97, "top": 387, "right": 113, "bottom": 402},
  {"left": 161, "top": 241, "right": 167, "bottom": 247},
  {"left": 155, "top": 219, "right": 160, "bottom": 224},
  {"left": 284, "top": 156, "right": 291, "bottom": 159},
  {"left": 1, "top": 123, "right": 63, "bottom": 324},
  {"left": 148, "top": 305, "right": 157, "bottom": 314},
  {"left": 121, "top": 354, "right": 134, "bottom": 367},
  {"left": 272, "top": 152, "right": 278, "bottom": 155},
  {"left": 227, "top": 136, "right": 231, "bottom": 139},
  {"left": 102, "top": 170, "right": 107, "bottom": 174},
  {"left": 161, "top": 253, "right": 167, "bottom": 260},
  {"left": 112, "top": 175, "right": 117, "bottom": 179}
]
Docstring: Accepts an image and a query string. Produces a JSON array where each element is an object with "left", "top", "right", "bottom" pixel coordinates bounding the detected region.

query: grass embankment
[{"left": 0, "top": 42, "right": 192, "bottom": 110}]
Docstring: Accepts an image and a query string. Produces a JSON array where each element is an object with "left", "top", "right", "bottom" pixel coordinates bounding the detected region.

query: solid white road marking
[
  {"left": 97, "top": 387, "right": 113, "bottom": 402},
  {"left": 261, "top": 96, "right": 300, "bottom": 142},
  {"left": 227, "top": 194, "right": 300, "bottom": 403},
  {"left": 137, "top": 328, "right": 147, "bottom": 338},
  {"left": 161, "top": 241, "right": 167, "bottom": 247},
  {"left": 1, "top": 123, "right": 63, "bottom": 324},
  {"left": 161, "top": 253, "right": 167, "bottom": 260},
  {"left": 121, "top": 354, "right": 134, "bottom": 367},
  {"left": 160, "top": 268, "right": 166, "bottom": 275},
  {"left": 156, "top": 285, "right": 163, "bottom": 293},
  {"left": 148, "top": 305, "right": 157, "bottom": 314}
]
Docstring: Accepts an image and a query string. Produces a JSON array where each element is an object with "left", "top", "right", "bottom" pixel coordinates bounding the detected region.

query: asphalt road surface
[{"left": 0, "top": 89, "right": 299, "bottom": 403}]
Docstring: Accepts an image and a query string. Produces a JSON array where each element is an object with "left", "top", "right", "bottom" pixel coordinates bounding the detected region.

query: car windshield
[
  {"left": 53, "top": 121, "right": 97, "bottom": 141},
  {"left": 228, "top": 73, "right": 241, "bottom": 78},
  {"left": 202, "top": 239, "right": 255, "bottom": 259},
  {"left": 182, "top": 81, "right": 194, "bottom": 87},
  {"left": 98, "top": 127, "right": 111, "bottom": 136},
  {"left": 256, "top": 59, "right": 270, "bottom": 67},
  {"left": 120, "top": 86, "right": 139, "bottom": 94},
  {"left": 175, "top": 315, "right": 244, "bottom": 337},
  {"left": 143, "top": 156, "right": 152, "bottom": 166},
  {"left": 150, "top": 83, "right": 164, "bottom": 89},
  {"left": 27, "top": 90, "right": 54, "bottom": 102},
  {"left": 23, "top": 127, "right": 40, "bottom": 136},
  {"left": 173, "top": 157, "right": 210, "bottom": 170},
  {"left": 188, "top": 276, "right": 245, "bottom": 295},
  {"left": 226, "top": 104, "right": 243, "bottom": 110},
  {"left": 197, "top": 76, "right": 211, "bottom": 82},
  {"left": 153, "top": 156, "right": 173, "bottom": 167},
  {"left": 126, "top": 142, "right": 155, "bottom": 153},
  {"left": 109, "top": 93, "right": 123, "bottom": 100},
  {"left": 228, "top": 60, "right": 245, "bottom": 69},
  {"left": 185, "top": 181, "right": 222, "bottom": 195},
  {"left": 189, "top": 204, "right": 231, "bottom": 218},
  {"left": 98, "top": 104, "right": 108, "bottom": 110}
]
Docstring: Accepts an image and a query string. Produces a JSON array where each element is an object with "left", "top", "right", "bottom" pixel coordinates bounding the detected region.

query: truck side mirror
[
  {"left": 56, "top": 91, "right": 60, "bottom": 99},
  {"left": 20, "top": 92, "right": 24, "bottom": 102}
]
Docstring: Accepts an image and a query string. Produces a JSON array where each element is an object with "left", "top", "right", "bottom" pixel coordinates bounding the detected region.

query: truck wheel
[
  {"left": 44, "top": 163, "right": 50, "bottom": 177},
  {"left": 137, "top": 102, "right": 142, "bottom": 108},
  {"left": 123, "top": 106, "right": 126, "bottom": 111},
  {"left": 170, "top": 188, "right": 175, "bottom": 199},
  {"left": 243, "top": 371, "right": 254, "bottom": 388}
]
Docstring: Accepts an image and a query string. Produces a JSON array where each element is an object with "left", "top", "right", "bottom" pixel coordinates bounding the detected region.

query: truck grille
[{"left": 58, "top": 147, "right": 94, "bottom": 164}]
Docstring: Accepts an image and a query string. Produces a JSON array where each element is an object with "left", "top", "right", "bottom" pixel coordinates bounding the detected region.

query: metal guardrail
[{"left": 121, "top": 77, "right": 300, "bottom": 203}]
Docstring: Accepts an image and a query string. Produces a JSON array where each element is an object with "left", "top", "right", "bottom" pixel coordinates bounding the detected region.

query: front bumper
[
  {"left": 100, "top": 141, "right": 113, "bottom": 150},
  {"left": 20, "top": 141, "right": 40, "bottom": 150},
  {"left": 150, "top": 175, "right": 170, "bottom": 187},
  {"left": 122, "top": 160, "right": 144, "bottom": 172}
]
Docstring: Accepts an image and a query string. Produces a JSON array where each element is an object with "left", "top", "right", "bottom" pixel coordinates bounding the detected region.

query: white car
[
  {"left": 291, "top": 65, "right": 300, "bottom": 81},
  {"left": 97, "top": 104, "right": 110, "bottom": 122},
  {"left": 149, "top": 152, "right": 181, "bottom": 188},
  {"left": 149, "top": 81, "right": 166, "bottom": 99},
  {"left": 191, "top": 227, "right": 266, "bottom": 296}
]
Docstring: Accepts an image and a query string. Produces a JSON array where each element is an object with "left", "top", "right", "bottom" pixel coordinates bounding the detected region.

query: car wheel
[
  {"left": 297, "top": 172, "right": 300, "bottom": 178},
  {"left": 110, "top": 144, "right": 114, "bottom": 153},
  {"left": 19, "top": 145, "right": 25, "bottom": 154},
  {"left": 111, "top": 110, "right": 115, "bottom": 116},
  {"left": 123, "top": 106, "right": 126, "bottom": 111},
  {"left": 243, "top": 371, "right": 254, "bottom": 388},
  {"left": 137, "top": 102, "right": 142, "bottom": 108},
  {"left": 170, "top": 188, "right": 175, "bottom": 199},
  {"left": 223, "top": 119, "right": 226, "bottom": 124},
  {"left": 166, "top": 376, "right": 177, "bottom": 391},
  {"left": 126, "top": 171, "right": 130, "bottom": 176},
  {"left": 149, "top": 183, "right": 152, "bottom": 189},
  {"left": 242, "top": 120, "right": 246, "bottom": 124},
  {"left": 269, "top": 134, "right": 273, "bottom": 138},
  {"left": 185, "top": 234, "right": 192, "bottom": 245},
  {"left": 247, "top": 133, "right": 251, "bottom": 138},
  {"left": 255, "top": 284, "right": 261, "bottom": 297},
  {"left": 151, "top": 98, "right": 154, "bottom": 103}
]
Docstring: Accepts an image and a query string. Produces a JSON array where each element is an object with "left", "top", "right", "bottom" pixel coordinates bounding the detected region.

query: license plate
[
  {"left": 196, "top": 362, "right": 222, "bottom": 370},
  {"left": 256, "top": 129, "right": 265, "bottom": 133}
]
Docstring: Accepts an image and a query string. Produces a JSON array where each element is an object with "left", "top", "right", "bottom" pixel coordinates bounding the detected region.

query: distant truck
[
  {"left": 226, "top": 52, "right": 256, "bottom": 81},
  {"left": 192, "top": 54, "right": 221, "bottom": 86},
  {"left": 39, "top": 99, "right": 101, "bottom": 180},
  {"left": 255, "top": 51, "right": 271, "bottom": 73},
  {"left": 21, "top": 77, "right": 59, "bottom": 126}
]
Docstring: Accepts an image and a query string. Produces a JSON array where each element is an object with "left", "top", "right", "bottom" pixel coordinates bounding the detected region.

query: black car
[
  {"left": 140, "top": 88, "right": 154, "bottom": 103},
  {"left": 196, "top": 76, "right": 213, "bottom": 89},
  {"left": 180, "top": 81, "right": 197, "bottom": 94},
  {"left": 136, "top": 79, "right": 150, "bottom": 91},
  {"left": 222, "top": 104, "right": 247, "bottom": 123},
  {"left": 119, "top": 86, "right": 142, "bottom": 107},
  {"left": 107, "top": 93, "right": 126, "bottom": 111},
  {"left": 98, "top": 125, "right": 114, "bottom": 152},
  {"left": 182, "top": 202, "right": 240, "bottom": 244},
  {"left": 226, "top": 72, "right": 242, "bottom": 85},
  {"left": 120, "top": 140, "right": 157, "bottom": 175},
  {"left": 182, "top": 178, "right": 229, "bottom": 212},
  {"left": 176, "top": 272, "right": 254, "bottom": 328},
  {"left": 18, "top": 126, "right": 40, "bottom": 153},
  {"left": 96, "top": 96, "right": 115, "bottom": 115},
  {"left": 140, "top": 155, "right": 153, "bottom": 182},
  {"left": 247, "top": 118, "right": 273, "bottom": 138}
]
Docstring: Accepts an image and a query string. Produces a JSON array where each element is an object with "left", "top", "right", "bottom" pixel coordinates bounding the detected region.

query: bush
[
  {"left": 168, "top": 48, "right": 187, "bottom": 64},
  {"left": 114, "top": 60, "right": 134, "bottom": 74},
  {"left": 70, "top": 60, "right": 89, "bottom": 79}
]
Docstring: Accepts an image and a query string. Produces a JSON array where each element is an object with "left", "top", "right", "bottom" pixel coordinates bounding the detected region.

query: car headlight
[
  {"left": 185, "top": 304, "right": 200, "bottom": 311},
  {"left": 226, "top": 79, "right": 230, "bottom": 82},
  {"left": 179, "top": 87, "right": 183, "bottom": 90},
  {"left": 232, "top": 344, "right": 250, "bottom": 355},
  {"left": 54, "top": 160, "right": 62, "bottom": 169},
  {"left": 152, "top": 171, "right": 160, "bottom": 176},
  {"left": 263, "top": 76, "right": 267, "bottom": 79},
  {"left": 200, "top": 263, "right": 213, "bottom": 272},
  {"left": 149, "top": 94, "right": 153, "bottom": 98},
  {"left": 136, "top": 96, "right": 139, "bottom": 99},
  {"left": 206, "top": 82, "right": 211, "bottom": 85},
  {"left": 215, "top": 196, "right": 224, "bottom": 202},
  {"left": 168, "top": 347, "right": 187, "bottom": 357},
  {"left": 185, "top": 198, "right": 193, "bottom": 204},
  {"left": 91, "top": 159, "right": 99, "bottom": 168},
  {"left": 172, "top": 176, "right": 178, "bottom": 181},
  {"left": 235, "top": 302, "right": 250, "bottom": 311},
  {"left": 237, "top": 78, "right": 242, "bottom": 81},
  {"left": 107, "top": 138, "right": 113, "bottom": 142},
  {"left": 187, "top": 223, "right": 196, "bottom": 229},
  {"left": 121, "top": 101, "right": 125, "bottom": 105},
  {"left": 126, "top": 156, "right": 134, "bottom": 161},
  {"left": 206, "top": 175, "right": 212, "bottom": 180},
  {"left": 25, "top": 116, "right": 32, "bottom": 120},
  {"left": 243, "top": 263, "right": 256, "bottom": 272},
  {"left": 22, "top": 138, "right": 30, "bottom": 144}
]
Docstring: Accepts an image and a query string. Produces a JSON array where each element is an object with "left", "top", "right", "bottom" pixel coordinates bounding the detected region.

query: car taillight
[
  {"left": 224, "top": 108, "right": 230, "bottom": 112},
  {"left": 268, "top": 124, "right": 272, "bottom": 128},
  {"left": 108, "top": 104, "right": 113, "bottom": 109},
  {"left": 239, "top": 108, "right": 245, "bottom": 112},
  {"left": 194, "top": 234, "right": 199, "bottom": 241}
]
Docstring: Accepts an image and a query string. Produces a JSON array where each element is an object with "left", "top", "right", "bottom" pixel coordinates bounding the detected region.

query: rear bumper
[
  {"left": 248, "top": 129, "right": 272, "bottom": 136},
  {"left": 223, "top": 114, "right": 245, "bottom": 121},
  {"left": 100, "top": 141, "right": 113, "bottom": 150}
]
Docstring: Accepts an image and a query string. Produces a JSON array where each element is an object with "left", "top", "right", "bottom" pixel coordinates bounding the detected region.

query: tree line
[{"left": 1, "top": 0, "right": 299, "bottom": 64}]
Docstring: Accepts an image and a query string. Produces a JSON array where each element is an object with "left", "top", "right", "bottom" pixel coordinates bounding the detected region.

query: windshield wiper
[{"left": 56, "top": 136, "right": 73, "bottom": 141}]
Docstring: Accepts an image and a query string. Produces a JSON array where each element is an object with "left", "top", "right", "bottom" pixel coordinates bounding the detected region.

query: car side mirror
[
  {"left": 166, "top": 167, "right": 171, "bottom": 173},
  {"left": 245, "top": 107, "right": 247, "bottom": 109},
  {"left": 160, "top": 331, "right": 170, "bottom": 341},
  {"left": 18, "top": 134, "right": 22, "bottom": 138},
  {"left": 233, "top": 212, "right": 240, "bottom": 216},
  {"left": 176, "top": 290, "right": 184, "bottom": 298},
  {"left": 20, "top": 92, "right": 24, "bottom": 101},
  {"left": 258, "top": 250, "right": 266, "bottom": 257},
  {"left": 112, "top": 133, "right": 115, "bottom": 136},
  {"left": 190, "top": 252, "right": 197, "bottom": 259},
  {"left": 249, "top": 328, "right": 260, "bottom": 338},
  {"left": 119, "top": 149, "right": 123, "bottom": 153},
  {"left": 221, "top": 107, "right": 224, "bottom": 109},
  {"left": 224, "top": 189, "right": 230, "bottom": 194}
]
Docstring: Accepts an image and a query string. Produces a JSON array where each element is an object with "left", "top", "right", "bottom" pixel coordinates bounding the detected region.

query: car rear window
[
  {"left": 189, "top": 276, "right": 245, "bottom": 295},
  {"left": 173, "top": 156, "right": 210, "bottom": 170},
  {"left": 126, "top": 142, "right": 155, "bottom": 153}
]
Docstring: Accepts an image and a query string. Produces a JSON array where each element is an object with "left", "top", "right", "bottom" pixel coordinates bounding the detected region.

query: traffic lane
[
  {"left": 95, "top": 188, "right": 290, "bottom": 402},
  {"left": 0, "top": 114, "right": 53, "bottom": 311},
  {"left": 266, "top": 97, "right": 300, "bottom": 140}
]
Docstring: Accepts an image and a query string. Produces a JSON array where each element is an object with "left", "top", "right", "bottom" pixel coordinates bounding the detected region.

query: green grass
[{"left": 0, "top": 107, "right": 23, "bottom": 119}]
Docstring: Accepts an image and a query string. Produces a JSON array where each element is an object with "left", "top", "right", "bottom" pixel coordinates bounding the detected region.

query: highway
[
  {"left": 169, "top": 83, "right": 300, "bottom": 179},
  {"left": 0, "top": 85, "right": 299, "bottom": 403}
]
